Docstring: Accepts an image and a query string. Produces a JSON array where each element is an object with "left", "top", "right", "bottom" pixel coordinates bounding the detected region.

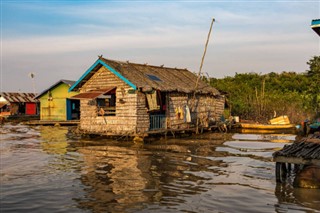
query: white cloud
[
  {"left": 3, "top": 27, "right": 207, "bottom": 55},
  {"left": 1, "top": 1, "right": 319, "bottom": 92}
]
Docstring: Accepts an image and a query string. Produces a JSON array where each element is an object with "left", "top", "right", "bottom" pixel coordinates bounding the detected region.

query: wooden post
[
  {"left": 281, "top": 163, "right": 287, "bottom": 179},
  {"left": 276, "top": 162, "right": 288, "bottom": 183},
  {"left": 287, "top": 163, "right": 292, "bottom": 172},
  {"left": 276, "top": 162, "right": 282, "bottom": 183},
  {"left": 194, "top": 18, "right": 215, "bottom": 133}
]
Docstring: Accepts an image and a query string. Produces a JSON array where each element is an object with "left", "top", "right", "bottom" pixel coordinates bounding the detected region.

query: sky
[{"left": 1, "top": 0, "right": 319, "bottom": 93}]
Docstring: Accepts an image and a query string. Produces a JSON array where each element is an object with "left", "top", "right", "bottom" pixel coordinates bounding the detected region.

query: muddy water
[{"left": 1, "top": 124, "right": 319, "bottom": 213}]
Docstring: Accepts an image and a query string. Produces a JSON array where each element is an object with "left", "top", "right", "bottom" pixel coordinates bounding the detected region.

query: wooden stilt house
[
  {"left": 273, "top": 134, "right": 320, "bottom": 188},
  {"left": 69, "top": 56, "right": 225, "bottom": 137}
]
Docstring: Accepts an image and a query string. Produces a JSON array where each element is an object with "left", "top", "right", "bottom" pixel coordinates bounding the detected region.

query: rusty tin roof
[
  {"left": 0, "top": 92, "right": 38, "bottom": 103},
  {"left": 70, "top": 87, "right": 116, "bottom": 99}
]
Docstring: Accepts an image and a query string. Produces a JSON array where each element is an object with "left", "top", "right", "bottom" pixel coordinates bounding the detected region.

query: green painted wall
[{"left": 38, "top": 83, "right": 78, "bottom": 120}]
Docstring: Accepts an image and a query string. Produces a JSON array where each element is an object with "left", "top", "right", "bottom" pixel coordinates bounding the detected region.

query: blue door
[
  {"left": 66, "top": 99, "right": 80, "bottom": 120},
  {"left": 66, "top": 99, "right": 72, "bottom": 120}
]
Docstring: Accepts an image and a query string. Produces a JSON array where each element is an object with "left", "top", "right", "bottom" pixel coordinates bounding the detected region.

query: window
[
  {"left": 97, "top": 93, "right": 116, "bottom": 116},
  {"left": 146, "top": 74, "right": 162, "bottom": 82}
]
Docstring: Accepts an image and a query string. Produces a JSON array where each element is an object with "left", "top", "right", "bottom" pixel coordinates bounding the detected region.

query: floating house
[
  {"left": 273, "top": 134, "right": 320, "bottom": 188},
  {"left": 69, "top": 56, "right": 225, "bottom": 137},
  {"left": 36, "top": 80, "right": 80, "bottom": 121},
  {"left": 0, "top": 92, "right": 38, "bottom": 116},
  {"left": 311, "top": 19, "right": 320, "bottom": 36},
  {"left": 273, "top": 19, "right": 320, "bottom": 188},
  {"left": 273, "top": 18, "right": 320, "bottom": 188}
]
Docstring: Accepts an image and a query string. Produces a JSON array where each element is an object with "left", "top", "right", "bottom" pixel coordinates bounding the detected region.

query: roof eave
[
  {"left": 69, "top": 59, "right": 137, "bottom": 92},
  {"left": 36, "top": 80, "right": 75, "bottom": 99}
]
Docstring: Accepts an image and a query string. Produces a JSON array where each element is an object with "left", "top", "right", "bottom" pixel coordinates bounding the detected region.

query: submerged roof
[
  {"left": 36, "top": 79, "right": 75, "bottom": 99},
  {"left": 311, "top": 19, "right": 320, "bottom": 36},
  {"left": 273, "top": 134, "right": 320, "bottom": 160},
  {"left": 70, "top": 57, "right": 220, "bottom": 95},
  {"left": 0, "top": 92, "right": 37, "bottom": 103}
]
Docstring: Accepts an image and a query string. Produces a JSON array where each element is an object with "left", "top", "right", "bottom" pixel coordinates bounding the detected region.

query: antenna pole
[
  {"left": 32, "top": 78, "right": 36, "bottom": 94},
  {"left": 193, "top": 18, "right": 215, "bottom": 134},
  {"left": 194, "top": 18, "right": 215, "bottom": 92}
]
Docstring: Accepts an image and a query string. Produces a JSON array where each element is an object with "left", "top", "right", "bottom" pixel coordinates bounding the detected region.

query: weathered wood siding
[
  {"left": 79, "top": 66, "right": 138, "bottom": 135},
  {"left": 136, "top": 91, "right": 149, "bottom": 133},
  {"left": 167, "top": 92, "right": 224, "bottom": 129},
  {"left": 167, "top": 93, "right": 188, "bottom": 129},
  {"left": 77, "top": 65, "right": 224, "bottom": 135}
]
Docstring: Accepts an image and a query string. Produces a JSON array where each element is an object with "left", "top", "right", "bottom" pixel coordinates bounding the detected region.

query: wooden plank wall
[
  {"left": 79, "top": 66, "right": 138, "bottom": 135},
  {"left": 136, "top": 91, "right": 150, "bottom": 134}
]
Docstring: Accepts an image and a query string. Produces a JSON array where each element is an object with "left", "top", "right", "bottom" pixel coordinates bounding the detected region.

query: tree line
[{"left": 208, "top": 56, "right": 320, "bottom": 124}]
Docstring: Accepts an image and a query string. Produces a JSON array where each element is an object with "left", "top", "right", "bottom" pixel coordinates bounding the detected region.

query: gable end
[{"left": 69, "top": 59, "right": 137, "bottom": 92}]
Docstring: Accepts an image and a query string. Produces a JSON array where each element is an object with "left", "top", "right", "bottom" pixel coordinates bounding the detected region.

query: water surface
[{"left": 1, "top": 124, "right": 319, "bottom": 212}]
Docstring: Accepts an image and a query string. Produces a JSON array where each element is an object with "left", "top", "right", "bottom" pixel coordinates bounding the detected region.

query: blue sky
[{"left": 1, "top": 0, "right": 319, "bottom": 93}]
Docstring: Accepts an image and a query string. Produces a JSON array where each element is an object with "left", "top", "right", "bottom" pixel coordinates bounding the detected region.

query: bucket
[{"left": 233, "top": 116, "right": 239, "bottom": 123}]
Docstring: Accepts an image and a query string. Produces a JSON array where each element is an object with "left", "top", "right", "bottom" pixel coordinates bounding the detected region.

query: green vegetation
[{"left": 209, "top": 56, "right": 320, "bottom": 124}]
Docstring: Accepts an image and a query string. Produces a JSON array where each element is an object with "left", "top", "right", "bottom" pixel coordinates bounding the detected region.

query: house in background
[
  {"left": 0, "top": 92, "right": 38, "bottom": 116},
  {"left": 69, "top": 56, "right": 225, "bottom": 137},
  {"left": 311, "top": 19, "right": 320, "bottom": 36},
  {"left": 36, "top": 80, "right": 80, "bottom": 121}
]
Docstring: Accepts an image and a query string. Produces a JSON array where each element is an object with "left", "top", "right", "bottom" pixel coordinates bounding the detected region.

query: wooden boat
[
  {"left": 239, "top": 128, "right": 296, "bottom": 134},
  {"left": 239, "top": 116, "right": 296, "bottom": 130},
  {"left": 240, "top": 123, "right": 296, "bottom": 130}
]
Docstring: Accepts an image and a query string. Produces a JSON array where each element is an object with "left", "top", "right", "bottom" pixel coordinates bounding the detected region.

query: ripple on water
[{"left": 1, "top": 126, "right": 320, "bottom": 213}]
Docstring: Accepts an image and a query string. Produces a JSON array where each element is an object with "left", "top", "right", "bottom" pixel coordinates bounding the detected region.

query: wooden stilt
[
  {"left": 281, "top": 163, "right": 287, "bottom": 179},
  {"left": 276, "top": 162, "right": 282, "bottom": 183},
  {"left": 276, "top": 162, "right": 288, "bottom": 183},
  {"left": 287, "top": 163, "right": 292, "bottom": 172}
]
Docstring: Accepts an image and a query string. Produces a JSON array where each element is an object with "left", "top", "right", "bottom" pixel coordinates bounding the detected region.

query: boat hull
[{"left": 240, "top": 123, "right": 296, "bottom": 130}]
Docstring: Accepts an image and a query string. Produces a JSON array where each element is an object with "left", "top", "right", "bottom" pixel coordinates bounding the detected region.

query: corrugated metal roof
[
  {"left": 273, "top": 134, "right": 320, "bottom": 160},
  {"left": 0, "top": 102, "right": 8, "bottom": 108},
  {"left": 70, "top": 87, "right": 115, "bottom": 99},
  {"left": 36, "top": 79, "right": 76, "bottom": 99},
  {"left": 0, "top": 92, "right": 38, "bottom": 103}
]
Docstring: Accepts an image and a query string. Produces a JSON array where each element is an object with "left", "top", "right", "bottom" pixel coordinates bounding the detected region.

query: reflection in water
[
  {"left": 1, "top": 124, "right": 320, "bottom": 212},
  {"left": 76, "top": 145, "right": 156, "bottom": 212},
  {"left": 275, "top": 182, "right": 320, "bottom": 212},
  {"left": 40, "top": 126, "right": 68, "bottom": 155}
]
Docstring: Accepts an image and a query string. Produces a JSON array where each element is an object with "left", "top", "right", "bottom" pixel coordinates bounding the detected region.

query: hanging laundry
[
  {"left": 180, "top": 107, "right": 184, "bottom": 119},
  {"left": 184, "top": 105, "right": 191, "bottom": 123},
  {"left": 175, "top": 106, "right": 184, "bottom": 120}
]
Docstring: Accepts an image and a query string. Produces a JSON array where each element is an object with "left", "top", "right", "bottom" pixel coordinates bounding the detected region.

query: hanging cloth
[
  {"left": 184, "top": 105, "right": 191, "bottom": 123},
  {"left": 146, "top": 91, "right": 160, "bottom": 111},
  {"left": 175, "top": 106, "right": 184, "bottom": 119}
]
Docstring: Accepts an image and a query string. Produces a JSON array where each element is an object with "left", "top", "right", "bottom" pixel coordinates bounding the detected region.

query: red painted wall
[{"left": 26, "top": 103, "right": 37, "bottom": 115}]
